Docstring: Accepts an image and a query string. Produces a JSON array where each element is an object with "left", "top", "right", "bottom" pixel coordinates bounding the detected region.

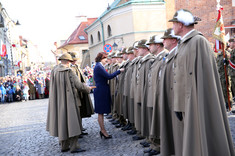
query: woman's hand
[
  {"left": 89, "top": 86, "right": 96, "bottom": 90},
  {"left": 120, "top": 68, "right": 125, "bottom": 72}
]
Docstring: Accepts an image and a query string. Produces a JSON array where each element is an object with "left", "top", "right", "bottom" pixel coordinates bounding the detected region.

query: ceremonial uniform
[
  {"left": 154, "top": 28, "right": 183, "bottom": 156},
  {"left": 169, "top": 9, "right": 234, "bottom": 156},
  {"left": 127, "top": 56, "right": 140, "bottom": 124},
  {"left": 110, "top": 63, "right": 119, "bottom": 115},
  {"left": 122, "top": 51, "right": 133, "bottom": 120},
  {"left": 69, "top": 52, "right": 94, "bottom": 121},
  {"left": 147, "top": 51, "right": 165, "bottom": 138},
  {"left": 216, "top": 52, "right": 232, "bottom": 108},
  {"left": 135, "top": 40, "right": 155, "bottom": 134},
  {"left": 130, "top": 56, "right": 142, "bottom": 127},
  {"left": 27, "top": 76, "right": 36, "bottom": 100},
  {"left": 46, "top": 53, "right": 91, "bottom": 153}
]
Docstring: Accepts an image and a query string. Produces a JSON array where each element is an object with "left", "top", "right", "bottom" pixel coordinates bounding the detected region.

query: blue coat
[{"left": 93, "top": 62, "right": 120, "bottom": 114}]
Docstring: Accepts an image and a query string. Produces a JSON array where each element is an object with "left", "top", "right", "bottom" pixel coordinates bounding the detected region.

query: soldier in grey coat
[
  {"left": 143, "top": 35, "right": 166, "bottom": 154},
  {"left": 157, "top": 28, "right": 182, "bottom": 156},
  {"left": 133, "top": 39, "right": 155, "bottom": 141},
  {"left": 121, "top": 47, "right": 136, "bottom": 130},
  {"left": 115, "top": 48, "right": 130, "bottom": 128},
  {"left": 46, "top": 53, "right": 94, "bottom": 153},
  {"left": 169, "top": 9, "right": 234, "bottom": 156},
  {"left": 68, "top": 52, "right": 94, "bottom": 134},
  {"left": 129, "top": 41, "right": 142, "bottom": 135}
]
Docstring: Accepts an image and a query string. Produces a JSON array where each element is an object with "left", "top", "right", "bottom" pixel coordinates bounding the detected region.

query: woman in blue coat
[{"left": 93, "top": 52, "right": 123, "bottom": 139}]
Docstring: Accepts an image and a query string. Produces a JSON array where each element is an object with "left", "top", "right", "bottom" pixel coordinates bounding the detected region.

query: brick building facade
[{"left": 165, "top": 0, "right": 235, "bottom": 43}]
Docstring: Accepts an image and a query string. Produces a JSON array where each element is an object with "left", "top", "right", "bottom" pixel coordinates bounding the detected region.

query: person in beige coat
[
  {"left": 129, "top": 41, "right": 142, "bottom": 135},
  {"left": 111, "top": 52, "right": 123, "bottom": 124},
  {"left": 46, "top": 53, "right": 94, "bottom": 153},
  {"left": 110, "top": 53, "right": 119, "bottom": 120},
  {"left": 27, "top": 74, "right": 36, "bottom": 100},
  {"left": 134, "top": 39, "right": 155, "bottom": 141},
  {"left": 115, "top": 48, "right": 129, "bottom": 128},
  {"left": 143, "top": 35, "right": 166, "bottom": 154},
  {"left": 122, "top": 46, "right": 136, "bottom": 131},
  {"left": 157, "top": 28, "right": 182, "bottom": 156},
  {"left": 68, "top": 52, "right": 94, "bottom": 132},
  {"left": 169, "top": 9, "right": 234, "bottom": 156}
]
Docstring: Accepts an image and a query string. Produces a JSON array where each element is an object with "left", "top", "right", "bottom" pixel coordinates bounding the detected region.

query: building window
[
  {"left": 98, "top": 31, "right": 101, "bottom": 42},
  {"left": 107, "top": 25, "right": 112, "bottom": 37},
  {"left": 233, "top": 0, "right": 235, "bottom": 6},
  {"left": 78, "top": 35, "right": 86, "bottom": 40},
  {"left": 90, "top": 35, "right": 93, "bottom": 44}
]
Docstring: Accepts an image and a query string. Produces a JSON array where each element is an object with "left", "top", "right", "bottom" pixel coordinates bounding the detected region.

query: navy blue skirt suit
[{"left": 93, "top": 62, "right": 120, "bottom": 114}]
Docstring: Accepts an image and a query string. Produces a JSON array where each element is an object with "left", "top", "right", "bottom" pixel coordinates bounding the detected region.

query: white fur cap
[
  {"left": 154, "top": 36, "right": 163, "bottom": 43},
  {"left": 176, "top": 9, "right": 195, "bottom": 26}
]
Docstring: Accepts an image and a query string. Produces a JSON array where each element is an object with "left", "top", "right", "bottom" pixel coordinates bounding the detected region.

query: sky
[{"left": 1, "top": 0, "right": 114, "bottom": 62}]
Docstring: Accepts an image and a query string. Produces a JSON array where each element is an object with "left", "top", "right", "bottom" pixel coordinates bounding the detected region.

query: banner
[
  {"left": 213, "top": 7, "right": 226, "bottom": 52},
  {"left": 1, "top": 44, "right": 7, "bottom": 57}
]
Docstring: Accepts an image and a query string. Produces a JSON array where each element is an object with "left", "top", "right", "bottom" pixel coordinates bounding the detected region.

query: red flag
[
  {"left": 17, "top": 61, "right": 22, "bottom": 67},
  {"left": 1, "top": 44, "right": 7, "bottom": 57}
]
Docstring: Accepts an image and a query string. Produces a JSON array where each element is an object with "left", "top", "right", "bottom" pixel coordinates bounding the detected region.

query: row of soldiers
[{"left": 105, "top": 9, "right": 234, "bottom": 156}]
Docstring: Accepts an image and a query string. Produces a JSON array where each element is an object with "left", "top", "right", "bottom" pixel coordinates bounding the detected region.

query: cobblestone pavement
[{"left": 0, "top": 95, "right": 235, "bottom": 156}]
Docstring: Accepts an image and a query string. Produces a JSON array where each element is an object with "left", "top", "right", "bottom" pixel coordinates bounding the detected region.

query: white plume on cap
[
  {"left": 133, "top": 41, "right": 138, "bottom": 49},
  {"left": 176, "top": 9, "right": 194, "bottom": 26},
  {"left": 144, "top": 42, "right": 149, "bottom": 48},
  {"left": 125, "top": 48, "right": 128, "bottom": 53},
  {"left": 170, "top": 29, "right": 181, "bottom": 40},
  {"left": 154, "top": 36, "right": 163, "bottom": 43}
]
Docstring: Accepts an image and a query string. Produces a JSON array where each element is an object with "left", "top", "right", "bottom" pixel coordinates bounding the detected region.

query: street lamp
[
  {"left": 112, "top": 42, "right": 118, "bottom": 51},
  {"left": 112, "top": 37, "right": 123, "bottom": 51}
]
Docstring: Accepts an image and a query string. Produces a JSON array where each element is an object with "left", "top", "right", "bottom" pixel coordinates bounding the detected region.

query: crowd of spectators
[
  {"left": 83, "top": 66, "right": 94, "bottom": 86},
  {"left": 0, "top": 65, "right": 94, "bottom": 104},
  {"left": 0, "top": 71, "right": 50, "bottom": 103}
]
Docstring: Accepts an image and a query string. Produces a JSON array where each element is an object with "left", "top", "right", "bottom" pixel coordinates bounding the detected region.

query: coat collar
[
  {"left": 180, "top": 30, "right": 202, "bottom": 44},
  {"left": 149, "top": 52, "right": 165, "bottom": 69},
  {"left": 175, "top": 30, "right": 203, "bottom": 56},
  {"left": 140, "top": 53, "right": 154, "bottom": 64},
  {"left": 165, "top": 48, "right": 176, "bottom": 63},
  {"left": 131, "top": 56, "right": 140, "bottom": 65},
  {"left": 57, "top": 64, "right": 70, "bottom": 72},
  {"left": 134, "top": 56, "right": 143, "bottom": 64},
  {"left": 152, "top": 50, "right": 166, "bottom": 64},
  {"left": 123, "top": 60, "right": 130, "bottom": 68}
]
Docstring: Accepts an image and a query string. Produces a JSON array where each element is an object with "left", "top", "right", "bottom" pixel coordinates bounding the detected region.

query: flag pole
[{"left": 214, "top": 0, "right": 231, "bottom": 110}]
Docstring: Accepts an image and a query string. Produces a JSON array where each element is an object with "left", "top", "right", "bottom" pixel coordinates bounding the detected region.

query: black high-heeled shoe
[{"left": 99, "top": 131, "right": 112, "bottom": 139}]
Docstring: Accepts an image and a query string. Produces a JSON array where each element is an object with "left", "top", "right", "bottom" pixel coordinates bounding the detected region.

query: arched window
[
  {"left": 107, "top": 25, "right": 112, "bottom": 37},
  {"left": 90, "top": 35, "right": 93, "bottom": 44},
  {"left": 98, "top": 31, "right": 101, "bottom": 42}
]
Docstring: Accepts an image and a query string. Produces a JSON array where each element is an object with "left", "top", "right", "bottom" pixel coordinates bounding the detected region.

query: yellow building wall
[
  {"left": 61, "top": 43, "right": 89, "bottom": 66},
  {"left": 88, "top": 2, "right": 167, "bottom": 64}
]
